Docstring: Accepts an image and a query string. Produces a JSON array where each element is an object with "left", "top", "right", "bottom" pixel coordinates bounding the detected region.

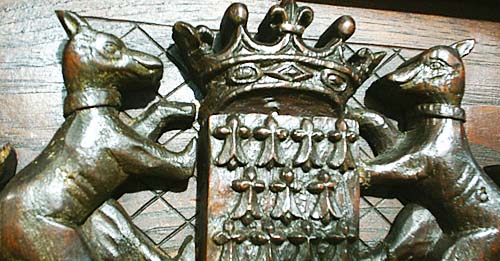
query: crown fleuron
[{"left": 173, "top": 0, "right": 385, "bottom": 118}]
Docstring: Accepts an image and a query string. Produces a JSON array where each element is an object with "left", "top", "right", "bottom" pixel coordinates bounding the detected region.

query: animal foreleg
[
  {"left": 112, "top": 135, "right": 197, "bottom": 182},
  {"left": 131, "top": 100, "right": 196, "bottom": 140},
  {"left": 348, "top": 107, "right": 401, "bottom": 155},
  {"left": 361, "top": 153, "right": 428, "bottom": 186},
  {"left": 81, "top": 199, "right": 172, "bottom": 260}
]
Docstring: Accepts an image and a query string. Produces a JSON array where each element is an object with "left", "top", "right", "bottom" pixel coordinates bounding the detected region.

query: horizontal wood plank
[
  {"left": 1, "top": 0, "right": 498, "bottom": 107},
  {"left": 302, "top": 0, "right": 500, "bottom": 22}
]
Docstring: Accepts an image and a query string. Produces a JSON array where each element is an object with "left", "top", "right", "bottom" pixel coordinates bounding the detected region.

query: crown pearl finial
[
  {"left": 316, "top": 15, "right": 355, "bottom": 48},
  {"left": 335, "top": 16, "right": 356, "bottom": 40},
  {"left": 220, "top": 3, "right": 249, "bottom": 49},
  {"left": 173, "top": 0, "right": 386, "bottom": 114}
]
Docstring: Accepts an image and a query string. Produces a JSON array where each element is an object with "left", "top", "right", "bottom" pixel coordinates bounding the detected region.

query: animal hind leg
[
  {"left": 440, "top": 228, "right": 500, "bottom": 261},
  {"left": 80, "top": 199, "right": 171, "bottom": 260},
  {"left": 359, "top": 204, "right": 445, "bottom": 260},
  {"left": 1, "top": 215, "right": 92, "bottom": 260}
]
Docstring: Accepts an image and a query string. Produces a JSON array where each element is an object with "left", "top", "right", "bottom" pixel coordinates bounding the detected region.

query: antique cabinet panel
[{"left": 0, "top": 0, "right": 498, "bottom": 257}]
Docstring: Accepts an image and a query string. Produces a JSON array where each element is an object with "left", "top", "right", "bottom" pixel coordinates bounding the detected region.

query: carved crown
[{"left": 173, "top": 0, "right": 386, "bottom": 117}]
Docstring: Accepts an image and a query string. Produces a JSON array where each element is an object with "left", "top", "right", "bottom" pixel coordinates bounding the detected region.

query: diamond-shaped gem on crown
[
  {"left": 267, "top": 63, "right": 313, "bottom": 82},
  {"left": 173, "top": 0, "right": 386, "bottom": 118}
]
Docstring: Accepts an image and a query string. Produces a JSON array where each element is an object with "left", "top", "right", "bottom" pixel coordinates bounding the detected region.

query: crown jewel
[{"left": 173, "top": 0, "right": 385, "bottom": 117}]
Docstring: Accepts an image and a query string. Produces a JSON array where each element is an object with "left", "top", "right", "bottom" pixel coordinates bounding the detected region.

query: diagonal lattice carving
[{"left": 85, "top": 16, "right": 413, "bottom": 256}]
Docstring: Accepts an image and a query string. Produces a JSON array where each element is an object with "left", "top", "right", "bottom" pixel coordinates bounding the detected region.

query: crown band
[{"left": 173, "top": 1, "right": 386, "bottom": 117}]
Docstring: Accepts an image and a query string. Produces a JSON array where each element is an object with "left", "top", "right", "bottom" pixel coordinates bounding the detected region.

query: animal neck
[
  {"left": 415, "top": 103, "right": 466, "bottom": 122},
  {"left": 407, "top": 103, "right": 466, "bottom": 143},
  {"left": 63, "top": 85, "right": 122, "bottom": 117}
]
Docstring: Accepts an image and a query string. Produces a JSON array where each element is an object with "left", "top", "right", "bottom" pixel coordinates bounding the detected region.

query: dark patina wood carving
[
  {"left": 0, "top": 0, "right": 498, "bottom": 260},
  {"left": 0, "top": 11, "right": 196, "bottom": 260},
  {"left": 356, "top": 40, "right": 500, "bottom": 260}
]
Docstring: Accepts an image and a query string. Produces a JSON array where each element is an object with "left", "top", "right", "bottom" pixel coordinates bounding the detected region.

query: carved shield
[{"left": 199, "top": 113, "right": 360, "bottom": 260}]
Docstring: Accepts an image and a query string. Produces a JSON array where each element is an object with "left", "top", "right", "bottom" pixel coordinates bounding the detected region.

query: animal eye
[
  {"left": 103, "top": 42, "right": 119, "bottom": 54},
  {"left": 429, "top": 61, "right": 444, "bottom": 70}
]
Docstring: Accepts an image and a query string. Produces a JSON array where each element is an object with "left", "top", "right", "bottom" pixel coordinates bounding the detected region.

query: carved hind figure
[
  {"left": 358, "top": 40, "right": 500, "bottom": 260},
  {"left": 0, "top": 11, "right": 196, "bottom": 260}
]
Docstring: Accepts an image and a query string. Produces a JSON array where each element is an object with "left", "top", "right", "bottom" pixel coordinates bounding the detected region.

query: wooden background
[{"left": 0, "top": 0, "right": 498, "bottom": 257}]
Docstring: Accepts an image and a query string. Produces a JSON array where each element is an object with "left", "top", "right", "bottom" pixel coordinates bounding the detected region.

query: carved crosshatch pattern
[{"left": 79, "top": 16, "right": 414, "bottom": 256}]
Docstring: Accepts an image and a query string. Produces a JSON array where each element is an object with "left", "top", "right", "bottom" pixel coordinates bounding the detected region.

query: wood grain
[
  {"left": 303, "top": 0, "right": 500, "bottom": 22},
  {"left": 0, "top": 0, "right": 498, "bottom": 252}
]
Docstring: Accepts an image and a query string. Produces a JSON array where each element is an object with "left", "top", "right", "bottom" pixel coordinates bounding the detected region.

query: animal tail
[{"left": 0, "top": 143, "right": 17, "bottom": 190}]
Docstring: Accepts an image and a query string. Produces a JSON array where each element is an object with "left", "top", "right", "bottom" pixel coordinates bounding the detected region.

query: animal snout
[
  {"left": 129, "top": 50, "right": 164, "bottom": 85},
  {"left": 384, "top": 62, "right": 420, "bottom": 85},
  {"left": 132, "top": 52, "right": 163, "bottom": 70}
]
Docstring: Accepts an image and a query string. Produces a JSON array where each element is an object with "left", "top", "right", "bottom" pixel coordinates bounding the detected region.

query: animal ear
[
  {"left": 372, "top": 51, "right": 387, "bottom": 68},
  {"left": 450, "top": 39, "right": 475, "bottom": 58},
  {"left": 56, "top": 11, "right": 90, "bottom": 37}
]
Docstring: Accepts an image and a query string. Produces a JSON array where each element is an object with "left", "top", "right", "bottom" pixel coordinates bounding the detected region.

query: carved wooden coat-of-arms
[{"left": 0, "top": 0, "right": 498, "bottom": 260}]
